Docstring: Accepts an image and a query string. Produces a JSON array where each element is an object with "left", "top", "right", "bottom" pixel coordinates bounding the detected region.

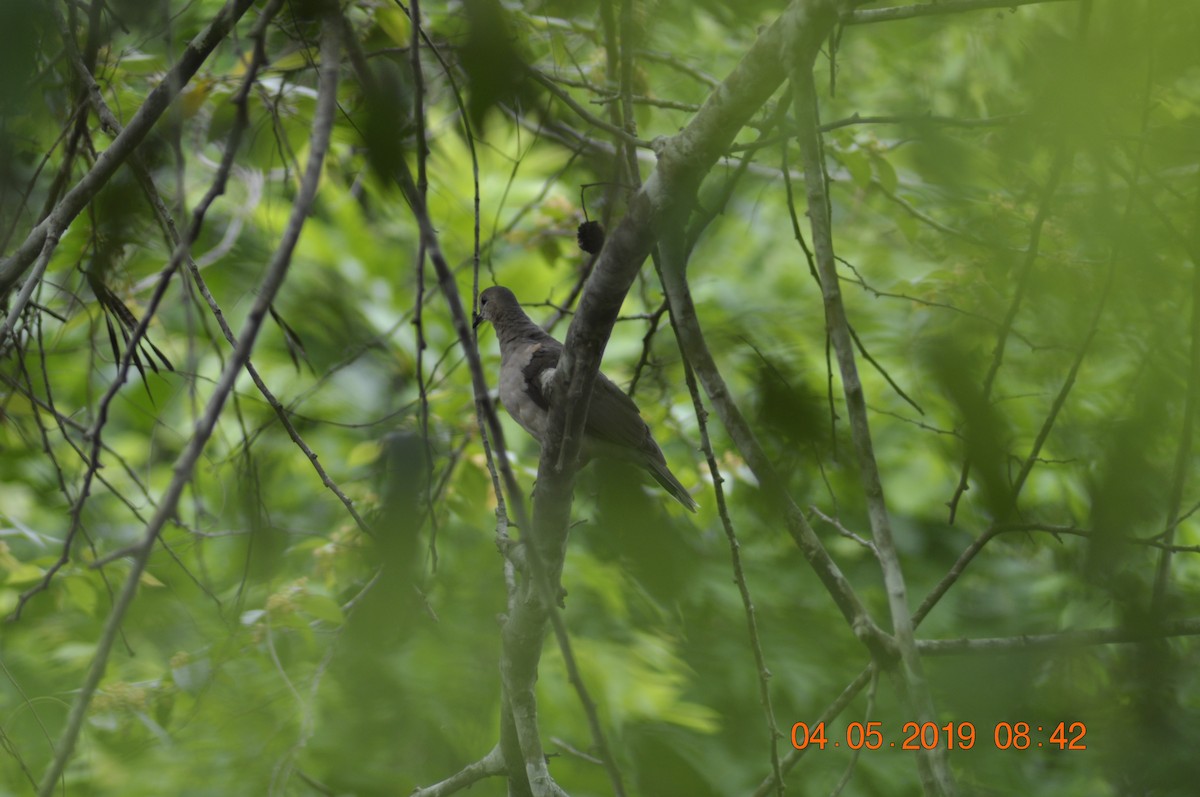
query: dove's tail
[{"left": 646, "top": 458, "right": 699, "bottom": 513}]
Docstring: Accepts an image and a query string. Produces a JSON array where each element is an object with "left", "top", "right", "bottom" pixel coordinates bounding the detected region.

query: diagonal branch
[
  {"left": 945, "top": 150, "right": 1070, "bottom": 522},
  {"left": 0, "top": 0, "right": 259, "bottom": 296},
  {"left": 537, "top": 0, "right": 842, "bottom": 584},
  {"left": 657, "top": 231, "right": 889, "bottom": 653},
  {"left": 32, "top": 12, "right": 342, "bottom": 794},
  {"left": 411, "top": 744, "right": 507, "bottom": 797}
]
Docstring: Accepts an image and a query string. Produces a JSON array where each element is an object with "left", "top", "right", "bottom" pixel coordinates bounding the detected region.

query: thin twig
[
  {"left": 0, "top": 235, "right": 59, "bottom": 348},
  {"left": 810, "top": 505, "right": 878, "bottom": 555},
  {"left": 527, "top": 67, "right": 653, "bottom": 150},
  {"left": 945, "top": 149, "right": 1070, "bottom": 522},
  {"left": 656, "top": 238, "right": 785, "bottom": 795},
  {"left": 0, "top": 0, "right": 260, "bottom": 294},
  {"left": 820, "top": 111, "right": 1022, "bottom": 132},
  {"left": 32, "top": 13, "right": 341, "bottom": 794},
  {"left": 408, "top": 0, "right": 439, "bottom": 571},
  {"left": 993, "top": 523, "right": 1200, "bottom": 553},
  {"left": 843, "top": 0, "right": 1077, "bottom": 25},
  {"left": 918, "top": 619, "right": 1200, "bottom": 655},
  {"left": 829, "top": 666, "right": 879, "bottom": 796},
  {"left": 751, "top": 669, "right": 874, "bottom": 797}
]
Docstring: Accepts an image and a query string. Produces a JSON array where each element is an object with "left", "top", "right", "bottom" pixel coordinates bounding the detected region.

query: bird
[{"left": 473, "top": 285, "right": 698, "bottom": 512}]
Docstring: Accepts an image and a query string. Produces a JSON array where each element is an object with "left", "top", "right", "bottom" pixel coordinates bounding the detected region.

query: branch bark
[
  {"left": 399, "top": 2, "right": 877, "bottom": 792},
  {"left": 535, "top": 0, "right": 843, "bottom": 596}
]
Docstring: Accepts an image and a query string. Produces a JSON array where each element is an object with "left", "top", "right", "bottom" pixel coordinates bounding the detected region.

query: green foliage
[{"left": 2, "top": 1, "right": 1199, "bottom": 796}]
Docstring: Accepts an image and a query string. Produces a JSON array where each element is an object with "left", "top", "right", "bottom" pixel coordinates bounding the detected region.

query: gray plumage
[{"left": 474, "top": 285, "right": 698, "bottom": 513}]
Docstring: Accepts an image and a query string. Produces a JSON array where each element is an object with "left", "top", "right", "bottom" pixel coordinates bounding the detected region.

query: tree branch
[
  {"left": 843, "top": 0, "right": 1077, "bottom": 25},
  {"left": 791, "top": 56, "right": 957, "bottom": 797},
  {"left": 918, "top": 619, "right": 1200, "bottom": 655},
  {"left": 33, "top": 12, "right": 341, "bottom": 794},
  {"left": 539, "top": 0, "right": 842, "bottom": 591},
  {"left": 410, "top": 744, "right": 507, "bottom": 797},
  {"left": 0, "top": 0, "right": 259, "bottom": 295},
  {"left": 946, "top": 149, "right": 1070, "bottom": 522}
]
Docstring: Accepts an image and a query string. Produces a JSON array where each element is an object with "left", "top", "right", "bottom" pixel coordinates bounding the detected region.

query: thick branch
[{"left": 537, "top": 0, "right": 841, "bottom": 587}]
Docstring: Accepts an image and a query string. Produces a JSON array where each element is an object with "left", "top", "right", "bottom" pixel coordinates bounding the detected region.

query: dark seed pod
[{"left": 576, "top": 220, "right": 605, "bottom": 254}]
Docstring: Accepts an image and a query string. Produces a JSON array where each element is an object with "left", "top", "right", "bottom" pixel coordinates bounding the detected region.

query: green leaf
[{"left": 298, "top": 592, "right": 345, "bottom": 625}]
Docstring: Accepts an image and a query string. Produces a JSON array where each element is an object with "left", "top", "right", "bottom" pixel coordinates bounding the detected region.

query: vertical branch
[
  {"left": 408, "top": 0, "right": 439, "bottom": 569},
  {"left": 381, "top": 5, "right": 494, "bottom": 569},
  {"left": 410, "top": 0, "right": 428, "bottom": 198},
  {"left": 398, "top": 152, "right": 612, "bottom": 796},
  {"left": 33, "top": 10, "right": 341, "bottom": 795},
  {"left": 597, "top": 0, "right": 632, "bottom": 217},
  {"left": 790, "top": 63, "right": 956, "bottom": 796},
  {"left": 617, "top": 0, "right": 641, "bottom": 183}
]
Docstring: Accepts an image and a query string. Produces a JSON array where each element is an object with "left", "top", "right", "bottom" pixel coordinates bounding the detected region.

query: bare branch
[
  {"left": 791, "top": 54, "right": 956, "bottom": 796},
  {"left": 751, "top": 669, "right": 875, "bottom": 797},
  {"left": 527, "top": 67, "right": 653, "bottom": 149},
  {"left": 411, "top": 745, "right": 507, "bottom": 797},
  {"left": 654, "top": 249, "right": 785, "bottom": 794},
  {"left": 918, "top": 619, "right": 1200, "bottom": 655},
  {"left": 843, "top": 0, "right": 1077, "bottom": 26},
  {"left": 33, "top": 12, "right": 342, "bottom": 794},
  {"left": 810, "top": 505, "right": 879, "bottom": 555},
  {"left": 0, "top": 235, "right": 58, "bottom": 348},
  {"left": 819, "top": 111, "right": 1022, "bottom": 131},
  {"left": 658, "top": 229, "right": 888, "bottom": 652},
  {"left": 0, "top": 0, "right": 260, "bottom": 295}
]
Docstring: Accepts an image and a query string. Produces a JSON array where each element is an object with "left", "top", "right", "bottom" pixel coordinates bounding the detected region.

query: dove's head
[{"left": 473, "top": 285, "right": 522, "bottom": 329}]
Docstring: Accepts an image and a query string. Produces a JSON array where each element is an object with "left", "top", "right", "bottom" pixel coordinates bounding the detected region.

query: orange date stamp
[{"left": 790, "top": 721, "right": 1087, "bottom": 751}]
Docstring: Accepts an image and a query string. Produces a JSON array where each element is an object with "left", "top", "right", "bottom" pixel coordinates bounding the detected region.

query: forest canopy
[{"left": 2, "top": 1, "right": 1199, "bottom": 796}]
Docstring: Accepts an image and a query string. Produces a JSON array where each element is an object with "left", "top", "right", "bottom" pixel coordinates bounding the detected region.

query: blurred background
[{"left": 2, "top": 0, "right": 1199, "bottom": 794}]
